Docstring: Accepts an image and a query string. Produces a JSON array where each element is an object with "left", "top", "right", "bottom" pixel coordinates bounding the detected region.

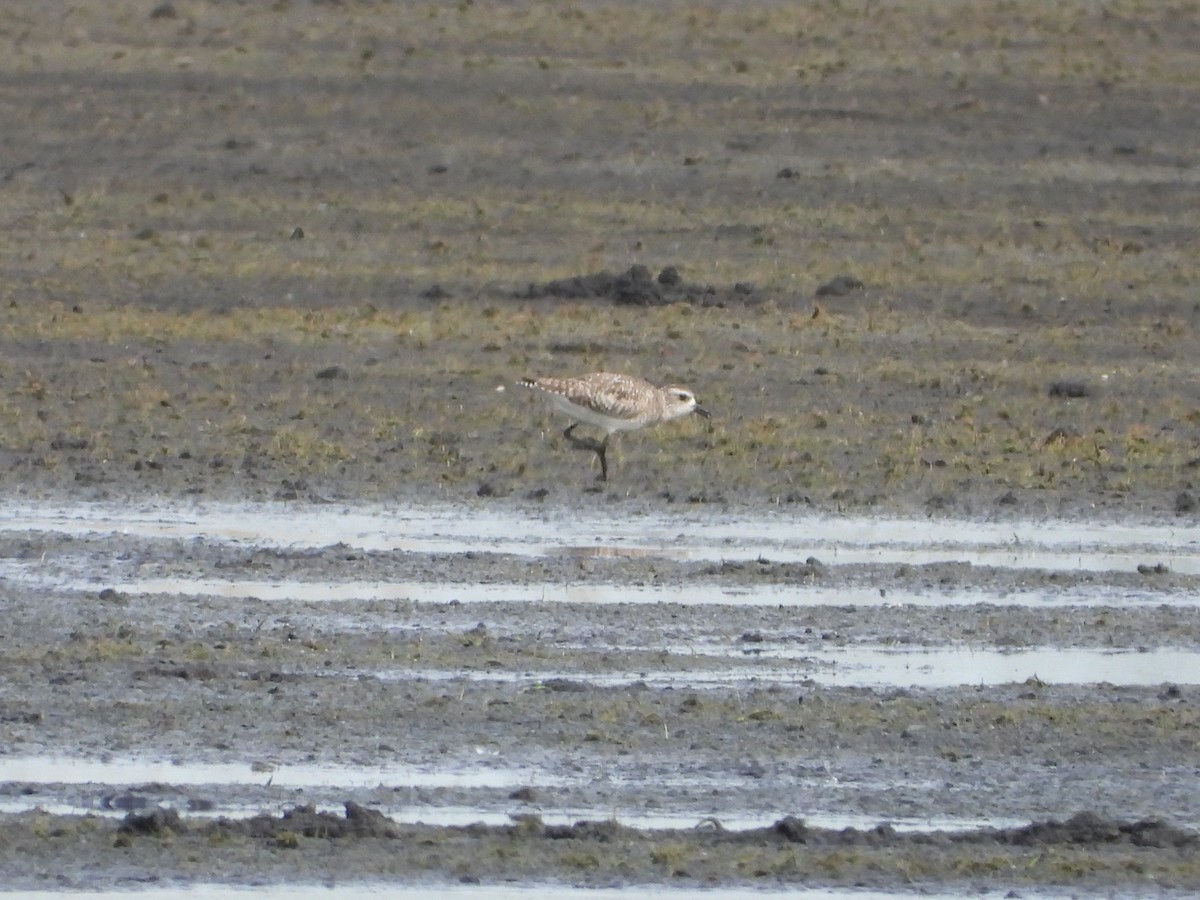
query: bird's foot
[{"left": 562, "top": 425, "right": 604, "bottom": 455}]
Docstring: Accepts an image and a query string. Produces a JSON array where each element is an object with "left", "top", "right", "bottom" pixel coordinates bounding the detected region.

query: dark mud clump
[
  {"left": 520, "top": 264, "right": 759, "bottom": 307},
  {"left": 96, "top": 807, "right": 1200, "bottom": 856},
  {"left": 813, "top": 274, "right": 865, "bottom": 298},
  {"left": 112, "top": 803, "right": 399, "bottom": 850},
  {"left": 989, "top": 812, "right": 1198, "bottom": 849},
  {"left": 233, "top": 802, "right": 400, "bottom": 840},
  {"left": 35, "top": 807, "right": 1197, "bottom": 891},
  {"left": 118, "top": 807, "right": 186, "bottom": 838}
]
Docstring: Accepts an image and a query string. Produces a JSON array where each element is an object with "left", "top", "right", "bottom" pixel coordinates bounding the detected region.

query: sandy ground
[{"left": 1, "top": 0, "right": 1199, "bottom": 895}]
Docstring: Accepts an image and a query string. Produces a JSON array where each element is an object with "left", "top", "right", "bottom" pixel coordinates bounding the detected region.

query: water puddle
[
  {"left": 106, "top": 578, "right": 1200, "bottom": 608},
  {"left": 0, "top": 754, "right": 871, "bottom": 801},
  {"left": 372, "top": 645, "right": 1199, "bottom": 689},
  {"left": 5, "top": 567, "right": 1191, "bottom": 608},
  {"left": 0, "top": 793, "right": 1025, "bottom": 835},
  {"left": 4, "top": 501, "right": 1197, "bottom": 574},
  {"left": 1, "top": 886, "right": 1092, "bottom": 900},
  {"left": 0, "top": 756, "right": 561, "bottom": 791},
  {"left": 762, "top": 645, "right": 1200, "bottom": 687},
  {"left": 0, "top": 508, "right": 1192, "bottom": 898},
  {"left": 0, "top": 753, "right": 1032, "bottom": 841}
]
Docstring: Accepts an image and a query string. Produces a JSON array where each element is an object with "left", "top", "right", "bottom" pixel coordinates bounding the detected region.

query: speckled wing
[{"left": 567, "top": 373, "right": 657, "bottom": 421}]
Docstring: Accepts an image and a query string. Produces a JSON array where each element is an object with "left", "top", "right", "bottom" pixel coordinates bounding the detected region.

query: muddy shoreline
[{"left": 1, "top": 501, "right": 1198, "bottom": 895}]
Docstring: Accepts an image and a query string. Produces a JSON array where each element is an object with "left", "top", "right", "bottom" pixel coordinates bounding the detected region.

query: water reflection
[
  {"left": 367, "top": 645, "right": 1200, "bottom": 689},
  {"left": 0, "top": 791, "right": 1025, "bottom": 835},
  {"left": 0, "top": 566, "right": 1191, "bottom": 610},
  {"left": 0, "top": 756, "right": 560, "bottom": 790},
  {"left": 4, "top": 501, "right": 1197, "bottom": 573},
  {"left": 0, "top": 886, "right": 1095, "bottom": 900}
]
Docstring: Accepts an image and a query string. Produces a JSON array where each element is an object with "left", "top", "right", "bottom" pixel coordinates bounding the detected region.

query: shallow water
[
  {"left": 0, "top": 565, "right": 1193, "bottom": 609},
  {"left": 3, "top": 567, "right": 1192, "bottom": 609},
  {"left": 0, "top": 749, "right": 1034, "bottom": 837},
  {"left": 2, "top": 501, "right": 1197, "bottom": 893},
  {"left": 764, "top": 644, "right": 1199, "bottom": 687},
  {"left": 0, "top": 756, "right": 556, "bottom": 791},
  {"left": 0, "top": 887, "right": 1092, "bottom": 900},
  {"left": 5, "top": 501, "right": 1197, "bottom": 573},
  {"left": 0, "top": 789, "right": 1025, "bottom": 835},
  {"left": 2, "top": 502, "right": 1195, "bottom": 696},
  {"left": 368, "top": 645, "right": 1199, "bottom": 689},
  {"left": 3, "top": 501, "right": 1198, "bottom": 616}
]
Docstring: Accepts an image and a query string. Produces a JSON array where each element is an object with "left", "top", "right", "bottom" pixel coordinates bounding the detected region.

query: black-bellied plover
[{"left": 517, "top": 372, "right": 710, "bottom": 481}]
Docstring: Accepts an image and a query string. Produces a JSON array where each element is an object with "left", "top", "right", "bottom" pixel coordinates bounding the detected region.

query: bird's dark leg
[
  {"left": 597, "top": 435, "right": 609, "bottom": 482},
  {"left": 562, "top": 424, "right": 609, "bottom": 481}
]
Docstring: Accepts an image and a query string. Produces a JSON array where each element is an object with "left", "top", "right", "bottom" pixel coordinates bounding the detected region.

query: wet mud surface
[
  {"left": 3, "top": 1, "right": 1200, "bottom": 895},
  {"left": 0, "top": 503, "right": 1198, "bottom": 895}
]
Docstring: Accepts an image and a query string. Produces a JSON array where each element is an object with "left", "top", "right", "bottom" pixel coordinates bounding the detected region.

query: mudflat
[{"left": 0, "top": 1, "right": 1198, "bottom": 895}]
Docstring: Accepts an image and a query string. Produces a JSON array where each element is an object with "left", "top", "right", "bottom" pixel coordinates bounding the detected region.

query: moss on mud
[{"left": 0, "top": 2, "right": 1196, "bottom": 514}]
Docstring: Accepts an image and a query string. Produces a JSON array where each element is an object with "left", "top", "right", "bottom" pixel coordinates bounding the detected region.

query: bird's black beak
[{"left": 694, "top": 405, "right": 711, "bottom": 418}]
